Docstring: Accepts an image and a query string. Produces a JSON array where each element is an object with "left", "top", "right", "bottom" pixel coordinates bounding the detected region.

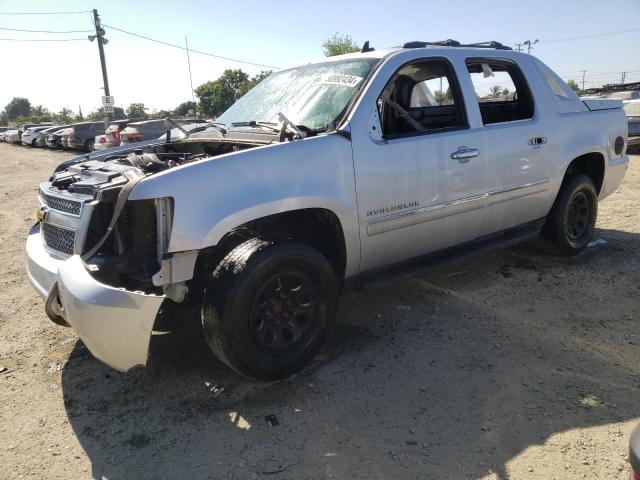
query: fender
[{"left": 128, "top": 133, "right": 362, "bottom": 276}]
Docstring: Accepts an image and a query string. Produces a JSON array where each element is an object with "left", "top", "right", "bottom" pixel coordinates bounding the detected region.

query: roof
[{"left": 293, "top": 42, "right": 526, "bottom": 69}]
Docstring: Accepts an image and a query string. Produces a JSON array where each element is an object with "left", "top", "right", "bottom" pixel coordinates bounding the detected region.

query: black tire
[
  {"left": 539, "top": 174, "right": 598, "bottom": 256},
  {"left": 202, "top": 239, "right": 338, "bottom": 380},
  {"left": 85, "top": 139, "right": 94, "bottom": 152}
]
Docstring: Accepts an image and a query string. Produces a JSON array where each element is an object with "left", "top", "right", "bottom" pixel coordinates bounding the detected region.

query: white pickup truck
[{"left": 26, "top": 40, "right": 629, "bottom": 380}]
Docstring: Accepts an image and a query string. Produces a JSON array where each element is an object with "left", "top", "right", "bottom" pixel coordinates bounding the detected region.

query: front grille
[
  {"left": 41, "top": 222, "right": 76, "bottom": 255},
  {"left": 41, "top": 192, "right": 82, "bottom": 216}
]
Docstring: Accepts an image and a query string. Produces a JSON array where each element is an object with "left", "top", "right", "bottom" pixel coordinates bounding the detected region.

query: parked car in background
[
  {"left": 60, "top": 129, "right": 72, "bottom": 150},
  {"left": 624, "top": 99, "right": 640, "bottom": 150},
  {"left": 65, "top": 121, "right": 105, "bottom": 151},
  {"left": 48, "top": 127, "right": 72, "bottom": 149},
  {"left": 94, "top": 119, "right": 136, "bottom": 151},
  {"left": 5, "top": 129, "right": 22, "bottom": 144},
  {"left": 35, "top": 125, "right": 68, "bottom": 147},
  {"left": 119, "top": 118, "right": 205, "bottom": 144},
  {"left": 22, "top": 125, "right": 57, "bottom": 147},
  {"left": 119, "top": 119, "right": 168, "bottom": 144}
]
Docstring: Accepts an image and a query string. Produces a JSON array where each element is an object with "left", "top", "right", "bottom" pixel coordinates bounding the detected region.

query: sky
[{"left": 0, "top": 0, "right": 639, "bottom": 117}]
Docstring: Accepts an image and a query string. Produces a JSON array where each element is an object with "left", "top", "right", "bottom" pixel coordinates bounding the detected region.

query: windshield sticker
[{"left": 322, "top": 73, "right": 364, "bottom": 88}]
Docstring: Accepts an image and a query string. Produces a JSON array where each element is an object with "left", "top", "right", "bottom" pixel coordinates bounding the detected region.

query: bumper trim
[{"left": 57, "top": 255, "right": 165, "bottom": 372}]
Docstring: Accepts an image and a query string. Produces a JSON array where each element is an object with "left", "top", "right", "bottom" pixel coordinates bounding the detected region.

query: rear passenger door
[{"left": 464, "top": 57, "right": 553, "bottom": 233}]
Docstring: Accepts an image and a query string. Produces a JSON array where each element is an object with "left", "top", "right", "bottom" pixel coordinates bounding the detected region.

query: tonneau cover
[{"left": 582, "top": 98, "right": 623, "bottom": 111}]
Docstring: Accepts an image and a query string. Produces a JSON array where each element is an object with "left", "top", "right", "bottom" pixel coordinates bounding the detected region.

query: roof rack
[{"left": 402, "top": 39, "right": 512, "bottom": 51}]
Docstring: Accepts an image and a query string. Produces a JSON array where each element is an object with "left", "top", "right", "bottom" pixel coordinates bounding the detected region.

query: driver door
[{"left": 350, "top": 57, "right": 487, "bottom": 272}]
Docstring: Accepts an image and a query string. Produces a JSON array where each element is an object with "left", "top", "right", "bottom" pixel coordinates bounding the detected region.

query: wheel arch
[
  {"left": 188, "top": 206, "right": 351, "bottom": 304},
  {"left": 561, "top": 151, "right": 605, "bottom": 195}
]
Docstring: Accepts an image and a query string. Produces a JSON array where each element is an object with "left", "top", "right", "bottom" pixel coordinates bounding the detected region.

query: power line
[
  {"left": 0, "top": 37, "right": 86, "bottom": 41},
  {"left": 541, "top": 27, "right": 640, "bottom": 43},
  {"left": 104, "top": 23, "right": 280, "bottom": 69},
  {"left": 0, "top": 26, "right": 93, "bottom": 33},
  {"left": 0, "top": 10, "right": 91, "bottom": 15}
]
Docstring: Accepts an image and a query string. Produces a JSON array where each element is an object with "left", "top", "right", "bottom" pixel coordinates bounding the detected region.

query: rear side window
[
  {"left": 466, "top": 59, "right": 534, "bottom": 125},
  {"left": 378, "top": 58, "right": 467, "bottom": 138}
]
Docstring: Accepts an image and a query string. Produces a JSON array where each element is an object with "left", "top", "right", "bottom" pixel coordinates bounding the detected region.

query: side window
[
  {"left": 378, "top": 59, "right": 467, "bottom": 138},
  {"left": 466, "top": 59, "right": 534, "bottom": 125}
]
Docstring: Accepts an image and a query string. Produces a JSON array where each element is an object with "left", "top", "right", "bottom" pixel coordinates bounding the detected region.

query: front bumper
[{"left": 26, "top": 226, "right": 165, "bottom": 372}]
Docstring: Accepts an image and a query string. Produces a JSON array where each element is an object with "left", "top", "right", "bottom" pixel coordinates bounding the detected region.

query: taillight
[
  {"left": 113, "top": 131, "right": 121, "bottom": 142},
  {"left": 99, "top": 136, "right": 106, "bottom": 144},
  {"left": 633, "top": 470, "right": 640, "bottom": 480},
  {"left": 127, "top": 133, "right": 143, "bottom": 142}
]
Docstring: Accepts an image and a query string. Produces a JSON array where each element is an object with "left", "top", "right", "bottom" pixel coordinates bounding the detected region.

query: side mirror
[{"left": 367, "top": 106, "right": 385, "bottom": 144}]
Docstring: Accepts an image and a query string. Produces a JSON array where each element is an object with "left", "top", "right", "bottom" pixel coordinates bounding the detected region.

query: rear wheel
[
  {"left": 539, "top": 175, "right": 598, "bottom": 256},
  {"left": 85, "top": 139, "right": 94, "bottom": 152},
  {"left": 202, "top": 239, "right": 338, "bottom": 380}
]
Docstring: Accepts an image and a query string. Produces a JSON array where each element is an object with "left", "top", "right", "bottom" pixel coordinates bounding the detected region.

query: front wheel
[
  {"left": 539, "top": 175, "right": 598, "bottom": 256},
  {"left": 85, "top": 139, "right": 94, "bottom": 152},
  {"left": 202, "top": 239, "right": 338, "bottom": 380}
]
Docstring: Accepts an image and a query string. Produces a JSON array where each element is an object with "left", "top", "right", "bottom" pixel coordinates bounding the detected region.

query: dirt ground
[{"left": 0, "top": 143, "right": 638, "bottom": 480}]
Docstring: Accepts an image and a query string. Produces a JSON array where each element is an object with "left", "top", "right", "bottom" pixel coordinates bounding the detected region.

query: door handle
[
  {"left": 451, "top": 148, "right": 479, "bottom": 160},
  {"left": 528, "top": 136, "right": 547, "bottom": 146}
]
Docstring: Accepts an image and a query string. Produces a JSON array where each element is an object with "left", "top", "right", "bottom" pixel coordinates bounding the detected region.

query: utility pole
[
  {"left": 581, "top": 70, "right": 586, "bottom": 92},
  {"left": 621, "top": 71, "right": 627, "bottom": 84},
  {"left": 90, "top": 9, "right": 111, "bottom": 128},
  {"left": 522, "top": 39, "right": 539, "bottom": 54},
  {"left": 515, "top": 42, "right": 523, "bottom": 52}
]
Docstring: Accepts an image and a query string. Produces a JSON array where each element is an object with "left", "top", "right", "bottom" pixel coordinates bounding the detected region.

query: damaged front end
[{"left": 26, "top": 149, "right": 209, "bottom": 371}]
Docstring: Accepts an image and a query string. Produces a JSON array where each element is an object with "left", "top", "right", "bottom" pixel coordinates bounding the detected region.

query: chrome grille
[
  {"left": 41, "top": 222, "right": 76, "bottom": 255},
  {"left": 40, "top": 192, "right": 81, "bottom": 216}
]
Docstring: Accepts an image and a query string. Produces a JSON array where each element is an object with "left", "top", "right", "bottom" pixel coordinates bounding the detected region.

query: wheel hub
[
  {"left": 250, "top": 273, "right": 316, "bottom": 354},
  {"left": 566, "top": 191, "right": 590, "bottom": 242}
]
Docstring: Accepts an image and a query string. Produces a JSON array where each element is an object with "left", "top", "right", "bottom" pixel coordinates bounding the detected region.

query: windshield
[{"left": 216, "top": 58, "right": 379, "bottom": 130}]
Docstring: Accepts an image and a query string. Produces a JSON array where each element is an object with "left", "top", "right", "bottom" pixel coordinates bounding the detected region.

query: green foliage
[
  {"left": 87, "top": 106, "right": 126, "bottom": 121},
  {"left": 567, "top": 79, "right": 581, "bottom": 95},
  {"left": 56, "top": 108, "right": 74, "bottom": 124},
  {"left": 174, "top": 101, "right": 196, "bottom": 116},
  {"left": 322, "top": 33, "right": 360, "bottom": 57},
  {"left": 195, "top": 69, "right": 272, "bottom": 117},
  {"left": 126, "top": 103, "right": 147, "bottom": 119},
  {"left": 4, "top": 97, "right": 31, "bottom": 121}
]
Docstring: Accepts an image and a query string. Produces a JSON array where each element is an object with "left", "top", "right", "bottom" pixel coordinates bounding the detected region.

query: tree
[
  {"left": 87, "top": 107, "right": 126, "bottom": 120},
  {"left": 195, "top": 69, "right": 249, "bottom": 117},
  {"left": 4, "top": 97, "right": 31, "bottom": 121},
  {"left": 489, "top": 85, "right": 502, "bottom": 98},
  {"left": 567, "top": 79, "right": 581, "bottom": 95},
  {"left": 322, "top": 33, "right": 360, "bottom": 57},
  {"left": 56, "top": 107, "right": 74, "bottom": 124},
  {"left": 31, "top": 105, "right": 47, "bottom": 116},
  {"left": 174, "top": 101, "right": 196, "bottom": 116},
  {"left": 126, "top": 103, "right": 147, "bottom": 119},
  {"left": 241, "top": 70, "right": 272, "bottom": 95},
  {"left": 502, "top": 88, "right": 510, "bottom": 97}
]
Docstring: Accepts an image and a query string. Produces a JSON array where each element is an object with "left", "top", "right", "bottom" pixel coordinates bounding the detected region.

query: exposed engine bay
[{"left": 41, "top": 139, "right": 259, "bottom": 295}]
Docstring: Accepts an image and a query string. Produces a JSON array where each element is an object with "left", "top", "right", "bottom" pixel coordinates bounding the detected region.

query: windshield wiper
[
  {"left": 208, "top": 122, "right": 227, "bottom": 136},
  {"left": 230, "top": 121, "right": 280, "bottom": 133}
]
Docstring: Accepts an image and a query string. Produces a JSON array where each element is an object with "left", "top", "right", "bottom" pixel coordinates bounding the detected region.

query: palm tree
[
  {"left": 32, "top": 105, "right": 46, "bottom": 116},
  {"left": 57, "top": 107, "right": 73, "bottom": 123}
]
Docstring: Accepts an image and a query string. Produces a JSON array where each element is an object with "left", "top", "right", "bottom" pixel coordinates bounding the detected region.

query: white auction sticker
[{"left": 322, "top": 73, "right": 363, "bottom": 87}]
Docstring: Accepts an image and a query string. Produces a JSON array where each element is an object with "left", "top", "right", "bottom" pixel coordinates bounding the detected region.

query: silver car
[
  {"left": 624, "top": 100, "right": 640, "bottom": 149},
  {"left": 22, "top": 126, "right": 56, "bottom": 147}
]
